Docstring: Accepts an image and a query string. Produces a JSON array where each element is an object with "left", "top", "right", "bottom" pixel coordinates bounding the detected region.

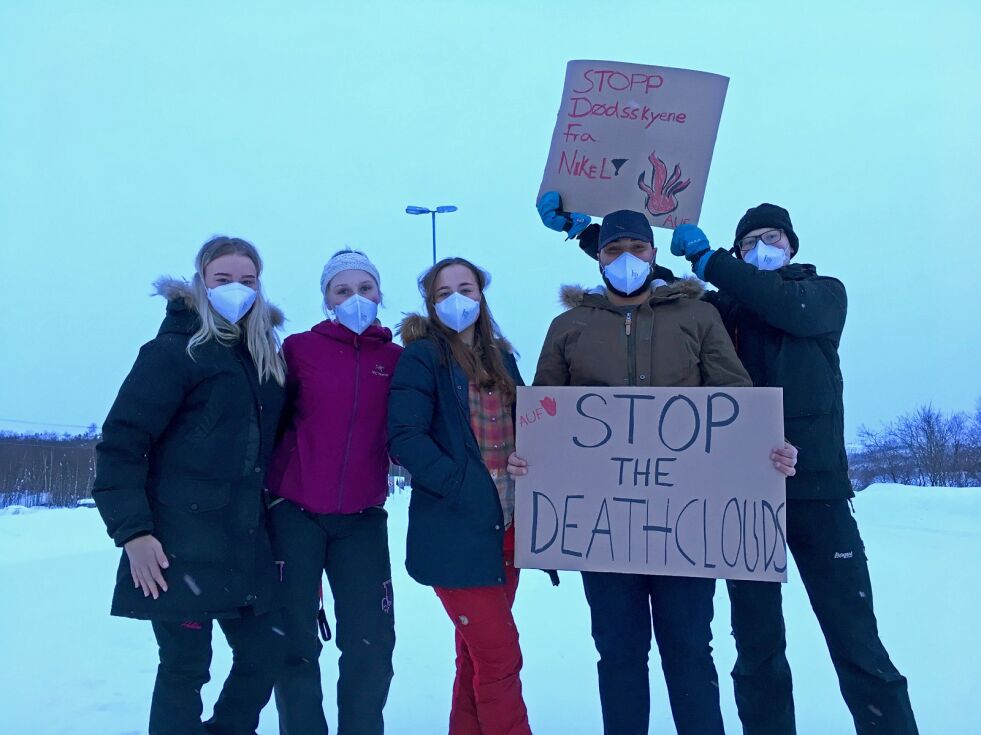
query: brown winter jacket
[{"left": 534, "top": 278, "right": 751, "bottom": 389}]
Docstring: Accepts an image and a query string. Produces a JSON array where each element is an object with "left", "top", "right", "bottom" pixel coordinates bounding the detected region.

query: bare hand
[
  {"left": 771, "top": 441, "right": 798, "bottom": 477},
  {"left": 507, "top": 452, "right": 528, "bottom": 478},
  {"left": 124, "top": 534, "right": 170, "bottom": 599}
]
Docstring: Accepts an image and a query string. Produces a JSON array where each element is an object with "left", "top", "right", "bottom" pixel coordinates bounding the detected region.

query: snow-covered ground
[{"left": 1, "top": 483, "right": 977, "bottom": 734}]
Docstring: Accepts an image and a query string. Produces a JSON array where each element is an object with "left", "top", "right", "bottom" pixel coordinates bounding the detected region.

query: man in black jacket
[{"left": 671, "top": 204, "right": 918, "bottom": 735}]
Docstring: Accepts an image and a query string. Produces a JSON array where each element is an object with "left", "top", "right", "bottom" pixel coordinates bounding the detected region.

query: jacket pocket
[
  {"left": 152, "top": 479, "right": 233, "bottom": 564},
  {"left": 785, "top": 414, "right": 846, "bottom": 473},
  {"left": 155, "top": 478, "right": 231, "bottom": 512}
]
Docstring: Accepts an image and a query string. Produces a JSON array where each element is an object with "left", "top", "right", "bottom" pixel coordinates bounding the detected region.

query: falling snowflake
[{"left": 183, "top": 574, "right": 201, "bottom": 596}]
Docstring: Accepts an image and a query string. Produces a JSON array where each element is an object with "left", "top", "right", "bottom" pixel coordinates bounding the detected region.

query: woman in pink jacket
[{"left": 266, "top": 249, "right": 401, "bottom": 735}]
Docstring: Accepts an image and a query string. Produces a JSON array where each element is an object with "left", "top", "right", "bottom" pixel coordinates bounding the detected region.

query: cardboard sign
[
  {"left": 538, "top": 60, "right": 729, "bottom": 229},
  {"left": 514, "top": 386, "right": 787, "bottom": 582}
]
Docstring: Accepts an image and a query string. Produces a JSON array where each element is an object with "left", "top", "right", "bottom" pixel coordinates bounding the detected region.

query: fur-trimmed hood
[
  {"left": 152, "top": 276, "right": 285, "bottom": 329},
  {"left": 558, "top": 277, "right": 705, "bottom": 311},
  {"left": 396, "top": 313, "right": 432, "bottom": 347},
  {"left": 395, "top": 312, "right": 514, "bottom": 353}
]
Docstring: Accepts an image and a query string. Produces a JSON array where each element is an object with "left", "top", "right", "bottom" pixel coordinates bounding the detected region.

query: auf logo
[
  {"left": 518, "top": 396, "right": 558, "bottom": 428},
  {"left": 371, "top": 364, "right": 390, "bottom": 377}
]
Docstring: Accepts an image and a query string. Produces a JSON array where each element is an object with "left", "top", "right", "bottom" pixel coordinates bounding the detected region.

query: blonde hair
[{"left": 187, "top": 236, "right": 286, "bottom": 386}]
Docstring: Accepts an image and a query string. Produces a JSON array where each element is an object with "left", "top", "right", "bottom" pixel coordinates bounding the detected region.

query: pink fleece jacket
[{"left": 266, "top": 320, "right": 403, "bottom": 514}]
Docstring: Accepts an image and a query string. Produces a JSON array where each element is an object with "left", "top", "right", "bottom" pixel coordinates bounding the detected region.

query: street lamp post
[{"left": 405, "top": 205, "right": 458, "bottom": 264}]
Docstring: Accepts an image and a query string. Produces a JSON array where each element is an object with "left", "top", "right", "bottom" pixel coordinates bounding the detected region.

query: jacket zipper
[
  {"left": 625, "top": 311, "right": 637, "bottom": 385},
  {"left": 336, "top": 337, "right": 361, "bottom": 513}
]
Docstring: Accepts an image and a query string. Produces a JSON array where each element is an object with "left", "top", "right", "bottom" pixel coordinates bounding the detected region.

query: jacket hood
[
  {"left": 311, "top": 318, "right": 393, "bottom": 344},
  {"left": 396, "top": 313, "right": 514, "bottom": 353},
  {"left": 559, "top": 276, "right": 705, "bottom": 311},
  {"left": 152, "top": 277, "right": 286, "bottom": 334},
  {"left": 396, "top": 313, "right": 432, "bottom": 346}
]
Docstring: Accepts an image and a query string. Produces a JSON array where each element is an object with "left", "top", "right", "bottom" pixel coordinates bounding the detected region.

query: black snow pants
[
  {"left": 269, "top": 500, "right": 395, "bottom": 735},
  {"left": 726, "top": 498, "right": 918, "bottom": 735},
  {"left": 149, "top": 607, "right": 285, "bottom": 735}
]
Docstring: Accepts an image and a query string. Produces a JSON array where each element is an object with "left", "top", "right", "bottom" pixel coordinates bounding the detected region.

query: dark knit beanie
[{"left": 733, "top": 203, "right": 799, "bottom": 256}]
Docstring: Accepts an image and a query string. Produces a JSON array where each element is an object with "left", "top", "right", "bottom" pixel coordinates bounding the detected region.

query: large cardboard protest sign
[
  {"left": 538, "top": 60, "right": 729, "bottom": 229},
  {"left": 514, "top": 387, "right": 787, "bottom": 582}
]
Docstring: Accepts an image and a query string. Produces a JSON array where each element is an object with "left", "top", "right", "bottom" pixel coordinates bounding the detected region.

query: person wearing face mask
[
  {"left": 264, "top": 248, "right": 401, "bottom": 735},
  {"left": 387, "top": 257, "right": 557, "bottom": 735},
  {"left": 526, "top": 200, "right": 800, "bottom": 735},
  {"left": 670, "top": 205, "right": 919, "bottom": 735},
  {"left": 92, "top": 236, "right": 288, "bottom": 735}
]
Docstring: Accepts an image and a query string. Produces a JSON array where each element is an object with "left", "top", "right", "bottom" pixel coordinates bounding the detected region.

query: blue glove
[
  {"left": 670, "top": 224, "right": 711, "bottom": 259},
  {"left": 537, "top": 191, "right": 591, "bottom": 239}
]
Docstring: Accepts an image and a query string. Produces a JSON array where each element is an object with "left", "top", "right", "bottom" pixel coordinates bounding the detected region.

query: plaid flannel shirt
[{"left": 467, "top": 382, "right": 516, "bottom": 527}]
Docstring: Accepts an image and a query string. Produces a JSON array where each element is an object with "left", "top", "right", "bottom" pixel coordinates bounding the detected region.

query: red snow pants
[{"left": 433, "top": 526, "right": 532, "bottom": 735}]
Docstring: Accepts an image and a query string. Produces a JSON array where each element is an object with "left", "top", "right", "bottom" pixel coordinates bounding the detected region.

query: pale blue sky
[{"left": 1, "top": 0, "right": 978, "bottom": 439}]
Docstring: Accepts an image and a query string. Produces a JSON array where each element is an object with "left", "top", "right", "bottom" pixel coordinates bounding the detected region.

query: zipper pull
[{"left": 625, "top": 312, "right": 632, "bottom": 336}]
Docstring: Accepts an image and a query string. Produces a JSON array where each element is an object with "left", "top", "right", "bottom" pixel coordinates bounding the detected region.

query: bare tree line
[
  {"left": 0, "top": 427, "right": 411, "bottom": 509},
  {"left": 2, "top": 401, "right": 978, "bottom": 507},
  {"left": 0, "top": 428, "right": 99, "bottom": 508},
  {"left": 850, "top": 401, "right": 981, "bottom": 490}
]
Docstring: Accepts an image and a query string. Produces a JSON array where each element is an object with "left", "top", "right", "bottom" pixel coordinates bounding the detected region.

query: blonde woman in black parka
[{"left": 93, "top": 236, "right": 287, "bottom": 735}]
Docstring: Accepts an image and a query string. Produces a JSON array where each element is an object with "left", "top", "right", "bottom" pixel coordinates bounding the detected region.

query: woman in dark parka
[
  {"left": 93, "top": 236, "right": 287, "bottom": 735},
  {"left": 388, "top": 257, "right": 551, "bottom": 735}
]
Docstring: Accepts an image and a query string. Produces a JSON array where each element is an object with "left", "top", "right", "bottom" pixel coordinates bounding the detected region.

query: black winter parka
[
  {"left": 702, "top": 253, "right": 852, "bottom": 500},
  {"left": 93, "top": 280, "right": 286, "bottom": 620}
]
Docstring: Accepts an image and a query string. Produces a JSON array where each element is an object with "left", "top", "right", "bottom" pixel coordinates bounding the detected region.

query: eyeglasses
[{"left": 738, "top": 229, "right": 783, "bottom": 252}]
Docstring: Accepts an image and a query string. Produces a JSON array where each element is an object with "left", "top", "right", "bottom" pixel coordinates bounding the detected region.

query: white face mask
[
  {"left": 334, "top": 293, "right": 378, "bottom": 335},
  {"left": 602, "top": 252, "right": 652, "bottom": 295},
  {"left": 207, "top": 282, "right": 257, "bottom": 324},
  {"left": 743, "top": 241, "right": 788, "bottom": 271},
  {"left": 435, "top": 291, "right": 481, "bottom": 333}
]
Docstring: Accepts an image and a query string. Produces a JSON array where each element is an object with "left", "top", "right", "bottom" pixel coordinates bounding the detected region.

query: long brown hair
[{"left": 419, "top": 257, "right": 516, "bottom": 406}]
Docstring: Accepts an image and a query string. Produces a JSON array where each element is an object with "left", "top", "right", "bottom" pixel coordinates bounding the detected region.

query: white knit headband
[{"left": 320, "top": 250, "right": 381, "bottom": 295}]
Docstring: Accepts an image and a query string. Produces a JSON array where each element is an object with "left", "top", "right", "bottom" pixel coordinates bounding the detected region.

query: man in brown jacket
[{"left": 516, "top": 208, "right": 795, "bottom": 735}]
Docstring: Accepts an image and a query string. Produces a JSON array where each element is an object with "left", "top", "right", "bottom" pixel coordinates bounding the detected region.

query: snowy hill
[{"left": 1, "top": 483, "right": 977, "bottom": 734}]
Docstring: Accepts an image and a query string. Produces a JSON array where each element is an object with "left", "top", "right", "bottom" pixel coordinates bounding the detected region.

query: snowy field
[{"left": 1, "top": 483, "right": 977, "bottom": 734}]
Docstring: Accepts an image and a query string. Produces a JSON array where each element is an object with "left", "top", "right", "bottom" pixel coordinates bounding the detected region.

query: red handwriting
[
  {"left": 540, "top": 396, "right": 558, "bottom": 417},
  {"left": 563, "top": 123, "right": 598, "bottom": 143},
  {"left": 559, "top": 149, "right": 617, "bottom": 180},
  {"left": 661, "top": 214, "right": 692, "bottom": 228},
  {"left": 519, "top": 407, "right": 546, "bottom": 427},
  {"left": 573, "top": 68, "right": 664, "bottom": 95},
  {"left": 569, "top": 98, "right": 686, "bottom": 128}
]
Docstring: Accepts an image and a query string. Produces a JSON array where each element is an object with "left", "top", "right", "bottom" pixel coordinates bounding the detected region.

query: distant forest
[
  {"left": 0, "top": 428, "right": 408, "bottom": 508},
  {"left": 1, "top": 400, "right": 978, "bottom": 508}
]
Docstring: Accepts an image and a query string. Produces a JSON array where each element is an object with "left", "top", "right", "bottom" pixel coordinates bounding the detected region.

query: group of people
[{"left": 92, "top": 196, "right": 919, "bottom": 735}]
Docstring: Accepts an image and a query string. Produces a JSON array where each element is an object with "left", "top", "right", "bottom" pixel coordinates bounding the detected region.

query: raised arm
[{"left": 703, "top": 252, "right": 847, "bottom": 337}]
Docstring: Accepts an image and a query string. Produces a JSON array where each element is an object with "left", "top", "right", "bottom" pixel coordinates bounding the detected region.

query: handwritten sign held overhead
[
  {"left": 538, "top": 60, "right": 729, "bottom": 230},
  {"left": 514, "top": 386, "right": 787, "bottom": 583}
]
